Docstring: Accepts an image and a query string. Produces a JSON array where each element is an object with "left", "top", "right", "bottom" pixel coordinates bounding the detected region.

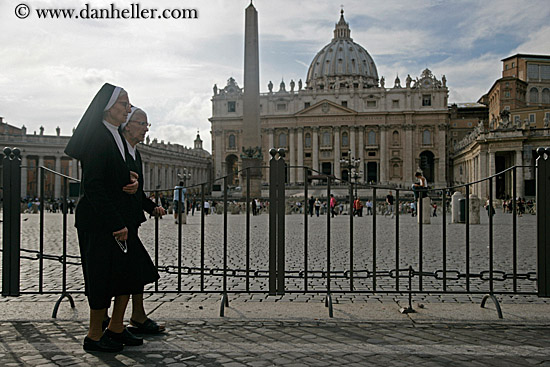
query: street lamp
[
  {"left": 340, "top": 150, "right": 362, "bottom": 198},
  {"left": 178, "top": 168, "right": 192, "bottom": 186}
]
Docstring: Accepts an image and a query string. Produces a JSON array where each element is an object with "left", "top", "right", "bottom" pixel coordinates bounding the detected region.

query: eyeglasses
[{"left": 129, "top": 121, "right": 151, "bottom": 127}]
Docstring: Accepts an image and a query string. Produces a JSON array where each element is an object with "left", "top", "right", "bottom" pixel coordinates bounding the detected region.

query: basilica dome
[{"left": 306, "top": 10, "right": 379, "bottom": 90}]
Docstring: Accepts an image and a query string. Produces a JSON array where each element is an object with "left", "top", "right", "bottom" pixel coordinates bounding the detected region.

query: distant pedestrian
[
  {"left": 314, "top": 198, "right": 321, "bottom": 217},
  {"left": 173, "top": 181, "right": 185, "bottom": 224},
  {"left": 366, "top": 199, "right": 373, "bottom": 215},
  {"left": 385, "top": 191, "right": 395, "bottom": 218},
  {"left": 330, "top": 194, "right": 336, "bottom": 218},
  {"left": 485, "top": 200, "right": 495, "bottom": 217},
  {"left": 308, "top": 195, "right": 315, "bottom": 217}
]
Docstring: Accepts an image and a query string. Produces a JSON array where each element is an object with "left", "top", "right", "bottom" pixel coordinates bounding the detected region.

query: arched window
[
  {"left": 228, "top": 134, "right": 236, "bottom": 149},
  {"left": 322, "top": 132, "right": 331, "bottom": 146},
  {"left": 278, "top": 133, "right": 287, "bottom": 147},
  {"left": 422, "top": 130, "right": 431, "bottom": 145},
  {"left": 542, "top": 88, "right": 550, "bottom": 104},
  {"left": 368, "top": 131, "right": 376, "bottom": 145},
  {"left": 342, "top": 131, "right": 349, "bottom": 146},
  {"left": 305, "top": 133, "right": 312, "bottom": 148},
  {"left": 530, "top": 87, "right": 539, "bottom": 103},
  {"left": 392, "top": 131, "right": 400, "bottom": 145}
]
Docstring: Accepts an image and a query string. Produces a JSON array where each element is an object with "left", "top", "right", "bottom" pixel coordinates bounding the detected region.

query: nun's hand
[
  {"left": 113, "top": 227, "right": 128, "bottom": 241},
  {"left": 123, "top": 171, "right": 139, "bottom": 194},
  {"left": 153, "top": 206, "right": 166, "bottom": 218},
  {"left": 122, "top": 181, "right": 138, "bottom": 194}
]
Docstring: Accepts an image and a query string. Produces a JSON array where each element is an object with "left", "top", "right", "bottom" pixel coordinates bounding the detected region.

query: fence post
[
  {"left": 268, "top": 148, "right": 286, "bottom": 295},
  {"left": 537, "top": 147, "right": 550, "bottom": 297},
  {"left": 2, "top": 147, "right": 21, "bottom": 297}
]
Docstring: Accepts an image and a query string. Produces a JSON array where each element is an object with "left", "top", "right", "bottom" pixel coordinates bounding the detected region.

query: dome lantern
[{"left": 306, "top": 10, "right": 379, "bottom": 90}]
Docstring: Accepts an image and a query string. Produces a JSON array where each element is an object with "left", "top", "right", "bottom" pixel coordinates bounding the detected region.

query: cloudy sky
[{"left": 1, "top": 0, "right": 549, "bottom": 152}]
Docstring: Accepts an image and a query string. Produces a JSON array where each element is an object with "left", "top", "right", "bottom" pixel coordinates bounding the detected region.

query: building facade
[
  {"left": 0, "top": 119, "right": 212, "bottom": 199},
  {"left": 210, "top": 11, "right": 449, "bottom": 188},
  {"left": 451, "top": 54, "right": 550, "bottom": 199}
]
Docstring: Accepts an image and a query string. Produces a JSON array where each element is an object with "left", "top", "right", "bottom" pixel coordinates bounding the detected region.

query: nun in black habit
[
  {"left": 65, "top": 83, "right": 159, "bottom": 352},
  {"left": 117, "top": 106, "right": 166, "bottom": 333}
]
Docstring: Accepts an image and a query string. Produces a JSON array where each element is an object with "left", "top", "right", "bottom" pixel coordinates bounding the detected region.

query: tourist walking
[
  {"left": 314, "top": 197, "right": 321, "bottom": 217},
  {"left": 330, "top": 194, "right": 337, "bottom": 218},
  {"left": 385, "top": 191, "right": 395, "bottom": 218},
  {"left": 365, "top": 199, "right": 373, "bottom": 215},
  {"left": 173, "top": 181, "right": 185, "bottom": 224}
]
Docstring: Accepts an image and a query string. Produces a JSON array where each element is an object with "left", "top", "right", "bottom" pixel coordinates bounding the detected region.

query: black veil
[{"left": 64, "top": 83, "right": 117, "bottom": 160}]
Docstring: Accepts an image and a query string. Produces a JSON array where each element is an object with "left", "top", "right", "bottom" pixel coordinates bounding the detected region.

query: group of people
[
  {"left": 502, "top": 197, "right": 533, "bottom": 216},
  {"left": 65, "top": 84, "right": 167, "bottom": 353}
]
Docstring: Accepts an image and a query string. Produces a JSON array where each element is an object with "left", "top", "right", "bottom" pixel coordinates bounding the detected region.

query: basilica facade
[{"left": 210, "top": 11, "right": 449, "bottom": 188}]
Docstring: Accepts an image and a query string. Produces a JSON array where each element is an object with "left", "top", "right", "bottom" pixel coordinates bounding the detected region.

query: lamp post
[
  {"left": 340, "top": 150, "right": 362, "bottom": 198},
  {"left": 178, "top": 168, "right": 192, "bottom": 187}
]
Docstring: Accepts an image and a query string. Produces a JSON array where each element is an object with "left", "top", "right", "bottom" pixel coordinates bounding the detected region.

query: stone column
[
  {"left": 21, "top": 156, "right": 27, "bottom": 198},
  {"left": 289, "top": 128, "right": 295, "bottom": 184},
  {"left": 489, "top": 152, "right": 496, "bottom": 200},
  {"left": 479, "top": 151, "right": 488, "bottom": 199},
  {"left": 515, "top": 149, "right": 524, "bottom": 197},
  {"left": 333, "top": 127, "right": 341, "bottom": 178},
  {"left": 358, "top": 126, "right": 365, "bottom": 182},
  {"left": 379, "top": 127, "right": 387, "bottom": 184},
  {"left": 54, "top": 156, "right": 61, "bottom": 199},
  {"left": 312, "top": 127, "right": 319, "bottom": 173},
  {"left": 267, "top": 128, "right": 274, "bottom": 150},
  {"left": 404, "top": 125, "right": 414, "bottom": 182},
  {"left": 37, "top": 156, "right": 44, "bottom": 198},
  {"left": 71, "top": 158, "right": 79, "bottom": 179},
  {"left": 297, "top": 127, "right": 304, "bottom": 183},
  {"left": 437, "top": 124, "right": 446, "bottom": 186},
  {"left": 214, "top": 130, "right": 223, "bottom": 179},
  {"left": 469, "top": 194, "right": 480, "bottom": 224},
  {"left": 350, "top": 126, "right": 356, "bottom": 160},
  {"left": 152, "top": 163, "right": 159, "bottom": 191},
  {"left": 143, "top": 162, "right": 149, "bottom": 191}
]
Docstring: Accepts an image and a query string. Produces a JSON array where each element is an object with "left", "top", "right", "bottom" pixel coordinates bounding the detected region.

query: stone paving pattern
[{"left": 1, "top": 319, "right": 550, "bottom": 366}]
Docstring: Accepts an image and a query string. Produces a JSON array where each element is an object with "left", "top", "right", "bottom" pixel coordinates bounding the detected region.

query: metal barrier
[{"left": 1, "top": 146, "right": 548, "bottom": 320}]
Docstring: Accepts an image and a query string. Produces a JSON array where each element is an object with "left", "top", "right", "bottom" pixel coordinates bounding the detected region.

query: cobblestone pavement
[
  {"left": 13, "top": 210, "right": 540, "bottom": 300},
  {"left": 1, "top": 319, "right": 550, "bottom": 366}
]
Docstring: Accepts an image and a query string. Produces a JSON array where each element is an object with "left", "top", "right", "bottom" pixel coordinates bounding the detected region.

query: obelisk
[{"left": 241, "top": 1, "right": 262, "bottom": 198}]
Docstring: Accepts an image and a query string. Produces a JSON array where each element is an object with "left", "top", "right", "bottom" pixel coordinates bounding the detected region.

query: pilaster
[{"left": 297, "top": 127, "right": 304, "bottom": 183}]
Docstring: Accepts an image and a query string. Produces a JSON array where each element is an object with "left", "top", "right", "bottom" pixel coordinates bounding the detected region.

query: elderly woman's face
[
  {"left": 106, "top": 91, "right": 131, "bottom": 126},
  {"left": 126, "top": 111, "right": 149, "bottom": 143}
]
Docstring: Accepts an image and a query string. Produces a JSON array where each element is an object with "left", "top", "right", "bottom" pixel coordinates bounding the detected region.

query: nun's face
[
  {"left": 127, "top": 111, "right": 149, "bottom": 143},
  {"left": 106, "top": 91, "right": 131, "bottom": 126}
]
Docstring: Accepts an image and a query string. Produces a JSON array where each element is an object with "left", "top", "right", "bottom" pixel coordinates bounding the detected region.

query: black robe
[{"left": 74, "top": 124, "right": 157, "bottom": 309}]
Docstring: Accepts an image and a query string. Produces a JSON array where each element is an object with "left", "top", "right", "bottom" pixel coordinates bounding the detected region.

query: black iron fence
[{"left": 1, "top": 147, "right": 550, "bottom": 319}]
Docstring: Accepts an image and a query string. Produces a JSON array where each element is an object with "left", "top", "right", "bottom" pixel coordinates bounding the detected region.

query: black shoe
[
  {"left": 105, "top": 328, "right": 143, "bottom": 346},
  {"left": 102, "top": 316, "right": 111, "bottom": 331},
  {"left": 83, "top": 334, "right": 124, "bottom": 353}
]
